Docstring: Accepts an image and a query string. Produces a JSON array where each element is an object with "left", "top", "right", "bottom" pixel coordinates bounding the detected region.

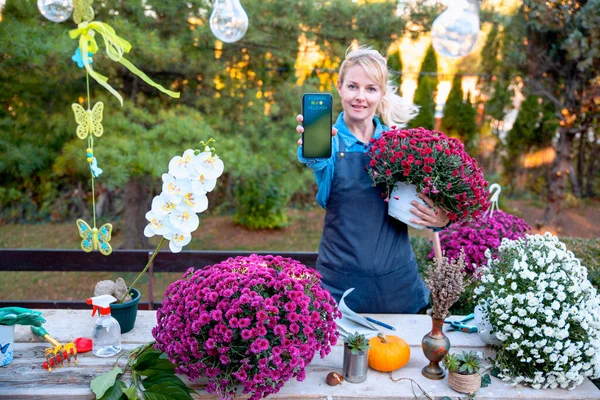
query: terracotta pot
[
  {"left": 421, "top": 313, "right": 450, "bottom": 380},
  {"left": 449, "top": 371, "right": 481, "bottom": 394}
]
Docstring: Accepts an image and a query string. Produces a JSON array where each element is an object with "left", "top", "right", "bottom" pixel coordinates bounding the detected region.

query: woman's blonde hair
[{"left": 338, "top": 46, "right": 419, "bottom": 128}]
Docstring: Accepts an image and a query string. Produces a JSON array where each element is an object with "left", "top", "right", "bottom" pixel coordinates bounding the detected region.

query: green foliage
[
  {"left": 443, "top": 351, "right": 482, "bottom": 375},
  {"left": 1, "top": 0, "right": 425, "bottom": 229},
  {"left": 485, "top": 79, "right": 512, "bottom": 123},
  {"left": 233, "top": 172, "right": 289, "bottom": 230},
  {"left": 409, "top": 46, "right": 437, "bottom": 130},
  {"left": 441, "top": 76, "right": 477, "bottom": 153},
  {"left": 561, "top": 237, "right": 600, "bottom": 289},
  {"left": 344, "top": 332, "right": 370, "bottom": 355},
  {"left": 387, "top": 50, "right": 402, "bottom": 90},
  {"left": 91, "top": 341, "right": 194, "bottom": 400},
  {"left": 503, "top": 95, "right": 557, "bottom": 190}
]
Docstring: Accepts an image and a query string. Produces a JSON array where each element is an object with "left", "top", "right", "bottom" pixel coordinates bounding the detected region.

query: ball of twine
[{"left": 448, "top": 372, "right": 481, "bottom": 394}]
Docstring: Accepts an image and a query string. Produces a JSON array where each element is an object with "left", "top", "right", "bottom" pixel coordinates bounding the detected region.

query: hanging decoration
[
  {"left": 431, "top": 0, "right": 480, "bottom": 59},
  {"left": 209, "top": 0, "right": 248, "bottom": 43},
  {"left": 63, "top": 0, "right": 181, "bottom": 255},
  {"left": 37, "top": 0, "right": 73, "bottom": 23},
  {"left": 68, "top": 0, "right": 180, "bottom": 106}
]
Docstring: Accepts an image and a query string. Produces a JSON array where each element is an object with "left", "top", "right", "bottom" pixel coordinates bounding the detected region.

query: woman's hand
[
  {"left": 409, "top": 193, "right": 450, "bottom": 228},
  {"left": 295, "top": 114, "right": 338, "bottom": 146}
]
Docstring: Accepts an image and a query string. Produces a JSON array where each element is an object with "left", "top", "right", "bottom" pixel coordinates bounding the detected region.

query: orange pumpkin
[{"left": 368, "top": 333, "right": 410, "bottom": 372}]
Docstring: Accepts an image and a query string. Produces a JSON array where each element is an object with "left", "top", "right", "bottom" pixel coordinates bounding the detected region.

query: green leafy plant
[
  {"left": 90, "top": 341, "right": 194, "bottom": 400},
  {"left": 443, "top": 351, "right": 482, "bottom": 375},
  {"left": 344, "top": 332, "right": 370, "bottom": 355}
]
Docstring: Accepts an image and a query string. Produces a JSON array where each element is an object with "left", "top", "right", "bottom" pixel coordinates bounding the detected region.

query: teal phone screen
[{"left": 302, "top": 94, "right": 332, "bottom": 158}]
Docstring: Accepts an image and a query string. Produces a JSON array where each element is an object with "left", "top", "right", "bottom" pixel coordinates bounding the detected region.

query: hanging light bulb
[
  {"left": 431, "top": 0, "right": 480, "bottom": 59},
  {"left": 37, "top": 0, "right": 73, "bottom": 23},
  {"left": 209, "top": 0, "right": 248, "bottom": 43}
]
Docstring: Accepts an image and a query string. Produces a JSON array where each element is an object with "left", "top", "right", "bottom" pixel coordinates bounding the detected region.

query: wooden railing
[{"left": 0, "top": 249, "right": 318, "bottom": 310}]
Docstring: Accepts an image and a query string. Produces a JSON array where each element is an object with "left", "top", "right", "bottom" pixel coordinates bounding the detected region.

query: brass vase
[{"left": 421, "top": 312, "right": 450, "bottom": 380}]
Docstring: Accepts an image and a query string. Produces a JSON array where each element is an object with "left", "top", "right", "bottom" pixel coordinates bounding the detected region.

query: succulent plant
[
  {"left": 443, "top": 351, "right": 482, "bottom": 375},
  {"left": 344, "top": 332, "right": 370, "bottom": 355}
]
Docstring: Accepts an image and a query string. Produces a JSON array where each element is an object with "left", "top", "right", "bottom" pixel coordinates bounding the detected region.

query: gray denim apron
[{"left": 316, "top": 136, "right": 430, "bottom": 313}]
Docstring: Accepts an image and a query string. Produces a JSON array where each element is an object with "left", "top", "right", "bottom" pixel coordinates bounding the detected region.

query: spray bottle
[{"left": 86, "top": 295, "right": 122, "bottom": 357}]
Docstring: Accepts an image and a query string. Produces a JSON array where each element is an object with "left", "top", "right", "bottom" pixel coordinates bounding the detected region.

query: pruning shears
[{"left": 444, "top": 313, "right": 478, "bottom": 333}]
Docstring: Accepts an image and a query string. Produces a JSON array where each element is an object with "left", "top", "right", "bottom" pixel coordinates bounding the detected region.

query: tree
[
  {"left": 409, "top": 45, "right": 437, "bottom": 130},
  {"left": 441, "top": 76, "right": 477, "bottom": 153},
  {"left": 503, "top": 1, "right": 600, "bottom": 227},
  {"left": 1, "top": 0, "right": 440, "bottom": 242},
  {"left": 387, "top": 49, "right": 403, "bottom": 91}
]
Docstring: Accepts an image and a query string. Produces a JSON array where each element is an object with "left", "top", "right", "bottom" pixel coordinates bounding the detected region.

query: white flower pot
[
  {"left": 0, "top": 324, "right": 15, "bottom": 367},
  {"left": 388, "top": 182, "right": 426, "bottom": 230},
  {"left": 474, "top": 305, "right": 501, "bottom": 346}
]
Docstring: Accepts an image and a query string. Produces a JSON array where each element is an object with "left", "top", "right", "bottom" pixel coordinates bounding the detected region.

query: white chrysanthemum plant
[
  {"left": 474, "top": 232, "right": 600, "bottom": 390},
  {"left": 118, "top": 140, "right": 224, "bottom": 303}
]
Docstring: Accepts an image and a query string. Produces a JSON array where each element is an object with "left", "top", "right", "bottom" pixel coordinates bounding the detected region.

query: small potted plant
[
  {"left": 367, "top": 128, "right": 489, "bottom": 228},
  {"left": 343, "top": 332, "right": 370, "bottom": 383},
  {"left": 443, "top": 351, "right": 482, "bottom": 394}
]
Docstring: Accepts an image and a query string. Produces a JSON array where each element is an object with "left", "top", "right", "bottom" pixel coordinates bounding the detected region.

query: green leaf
[
  {"left": 490, "top": 366, "right": 501, "bottom": 378},
  {"left": 142, "top": 383, "right": 194, "bottom": 400},
  {"left": 131, "top": 349, "right": 162, "bottom": 371},
  {"left": 99, "top": 380, "right": 126, "bottom": 400},
  {"left": 91, "top": 367, "right": 123, "bottom": 399},
  {"left": 441, "top": 397, "right": 453, "bottom": 400},
  {"left": 136, "top": 358, "right": 177, "bottom": 376},
  {"left": 481, "top": 373, "right": 492, "bottom": 388},
  {"left": 122, "top": 387, "right": 139, "bottom": 400},
  {"left": 142, "top": 373, "right": 192, "bottom": 393}
]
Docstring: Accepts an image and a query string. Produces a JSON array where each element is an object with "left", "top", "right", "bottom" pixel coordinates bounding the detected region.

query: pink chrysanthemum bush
[
  {"left": 436, "top": 210, "right": 532, "bottom": 276},
  {"left": 368, "top": 128, "right": 489, "bottom": 222},
  {"left": 152, "top": 254, "right": 341, "bottom": 400}
]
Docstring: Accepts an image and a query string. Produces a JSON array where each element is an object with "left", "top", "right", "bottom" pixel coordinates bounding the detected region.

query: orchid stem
[{"left": 121, "top": 238, "right": 165, "bottom": 303}]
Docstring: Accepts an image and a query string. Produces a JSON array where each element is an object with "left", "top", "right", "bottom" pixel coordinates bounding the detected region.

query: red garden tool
[
  {"left": 31, "top": 326, "right": 90, "bottom": 372},
  {"left": 42, "top": 337, "right": 93, "bottom": 370}
]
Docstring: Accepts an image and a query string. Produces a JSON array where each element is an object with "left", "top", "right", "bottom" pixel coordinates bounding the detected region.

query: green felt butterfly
[
  {"left": 76, "top": 219, "right": 112, "bottom": 256},
  {"left": 73, "top": 0, "right": 95, "bottom": 24},
  {"left": 72, "top": 102, "right": 104, "bottom": 140}
]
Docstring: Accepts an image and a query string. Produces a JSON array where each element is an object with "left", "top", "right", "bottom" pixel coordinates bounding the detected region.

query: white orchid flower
[
  {"left": 151, "top": 193, "right": 177, "bottom": 215},
  {"left": 168, "top": 149, "right": 196, "bottom": 179},
  {"left": 143, "top": 210, "right": 173, "bottom": 237},
  {"left": 188, "top": 168, "right": 217, "bottom": 194},
  {"left": 182, "top": 186, "right": 209, "bottom": 213},
  {"left": 162, "top": 174, "right": 192, "bottom": 203},
  {"left": 193, "top": 150, "right": 224, "bottom": 180},
  {"left": 169, "top": 203, "right": 200, "bottom": 233},
  {"left": 164, "top": 231, "right": 192, "bottom": 253}
]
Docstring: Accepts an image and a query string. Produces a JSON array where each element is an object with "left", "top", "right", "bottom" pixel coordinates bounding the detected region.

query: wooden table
[{"left": 1, "top": 310, "right": 599, "bottom": 399}]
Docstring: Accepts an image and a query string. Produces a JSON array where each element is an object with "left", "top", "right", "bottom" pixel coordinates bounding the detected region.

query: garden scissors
[{"left": 444, "top": 313, "right": 478, "bottom": 333}]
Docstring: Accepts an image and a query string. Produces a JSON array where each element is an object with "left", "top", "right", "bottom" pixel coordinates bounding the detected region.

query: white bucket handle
[{"left": 485, "top": 183, "right": 502, "bottom": 218}]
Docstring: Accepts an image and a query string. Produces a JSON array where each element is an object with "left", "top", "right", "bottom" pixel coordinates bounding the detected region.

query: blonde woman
[{"left": 296, "top": 46, "right": 449, "bottom": 313}]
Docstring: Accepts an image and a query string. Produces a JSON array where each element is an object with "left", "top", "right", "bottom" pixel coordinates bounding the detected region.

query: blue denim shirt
[{"left": 298, "top": 112, "right": 387, "bottom": 209}]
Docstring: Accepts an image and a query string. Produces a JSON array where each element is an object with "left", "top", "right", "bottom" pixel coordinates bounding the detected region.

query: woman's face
[{"left": 337, "top": 64, "right": 383, "bottom": 124}]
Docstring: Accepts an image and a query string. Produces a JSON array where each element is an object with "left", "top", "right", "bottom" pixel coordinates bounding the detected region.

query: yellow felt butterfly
[
  {"left": 73, "top": 0, "right": 95, "bottom": 24},
  {"left": 76, "top": 219, "right": 112, "bottom": 256},
  {"left": 72, "top": 102, "right": 104, "bottom": 140}
]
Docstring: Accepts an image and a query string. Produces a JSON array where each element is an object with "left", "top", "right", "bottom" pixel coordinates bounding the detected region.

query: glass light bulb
[
  {"left": 37, "top": 0, "right": 73, "bottom": 23},
  {"left": 431, "top": 0, "right": 480, "bottom": 59},
  {"left": 209, "top": 0, "right": 248, "bottom": 43}
]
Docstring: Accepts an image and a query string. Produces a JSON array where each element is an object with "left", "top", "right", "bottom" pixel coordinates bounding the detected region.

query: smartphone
[{"left": 302, "top": 93, "right": 333, "bottom": 158}]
